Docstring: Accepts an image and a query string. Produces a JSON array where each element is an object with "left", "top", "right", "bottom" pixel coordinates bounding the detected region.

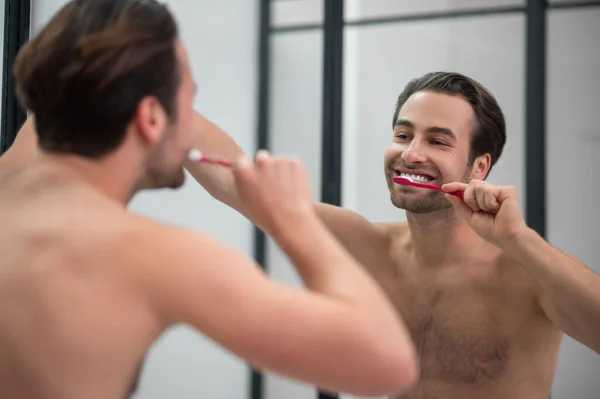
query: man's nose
[{"left": 401, "top": 140, "right": 427, "bottom": 164}]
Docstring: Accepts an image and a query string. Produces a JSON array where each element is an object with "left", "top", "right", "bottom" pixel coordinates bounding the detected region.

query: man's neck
[
  {"left": 405, "top": 208, "right": 500, "bottom": 266},
  {"left": 35, "top": 152, "right": 139, "bottom": 205}
]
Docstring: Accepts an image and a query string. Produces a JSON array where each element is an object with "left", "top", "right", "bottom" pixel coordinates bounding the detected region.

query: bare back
[
  {"left": 317, "top": 205, "right": 564, "bottom": 399},
  {"left": 0, "top": 163, "right": 423, "bottom": 399},
  {"left": 0, "top": 166, "right": 161, "bottom": 399}
]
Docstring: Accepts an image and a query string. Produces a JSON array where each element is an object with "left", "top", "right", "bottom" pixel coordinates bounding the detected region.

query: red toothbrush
[
  {"left": 187, "top": 152, "right": 464, "bottom": 199},
  {"left": 393, "top": 176, "right": 464, "bottom": 198},
  {"left": 188, "top": 149, "right": 233, "bottom": 168}
]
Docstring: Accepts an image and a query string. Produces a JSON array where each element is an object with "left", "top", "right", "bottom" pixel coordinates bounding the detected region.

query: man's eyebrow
[
  {"left": 426, "top": 126, "right": 456, "bottom": 140},
  {"left": 394, "top": 119, "right": 456, "bottom": 140},
  {"left": 394, "top": 119, "right": 414, "bottom": 129}
]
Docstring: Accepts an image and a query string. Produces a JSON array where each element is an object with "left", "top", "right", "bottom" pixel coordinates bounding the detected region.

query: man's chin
[
  {"left": 142, "top": 168, "right": 186, "bottom": 190},
  {"left": 166, "top": 170, "right": 186, "bottom": 189},
  {"left": 390, "top": 195, "right": 452, "bottom": 214}
]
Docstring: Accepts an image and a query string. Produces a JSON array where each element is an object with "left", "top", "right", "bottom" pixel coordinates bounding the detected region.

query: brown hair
[
  {"left": 13, "top": 0, "right": 180, "bottom": 158},
  {"left": 393, "top": 72, "right": 506, "bottom": 177}
]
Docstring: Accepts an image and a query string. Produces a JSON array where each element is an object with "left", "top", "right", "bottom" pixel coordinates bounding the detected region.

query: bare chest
[{"left": 375, "top": 263, "right": 534, "bottom": 385}]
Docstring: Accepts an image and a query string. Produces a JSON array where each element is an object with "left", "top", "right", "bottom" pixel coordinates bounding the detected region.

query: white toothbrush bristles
[{"left": 188, "top": 149, "right": 203, "bottom": 162}]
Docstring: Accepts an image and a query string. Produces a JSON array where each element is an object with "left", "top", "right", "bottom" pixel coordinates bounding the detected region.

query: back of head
[
  {"left": 393, "top": 72, "right": 506, "bottom": 178},
  {"left": 13, "top": 0, "right": 180, "bottom": 159}
]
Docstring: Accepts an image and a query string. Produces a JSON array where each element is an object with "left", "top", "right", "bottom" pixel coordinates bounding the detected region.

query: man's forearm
[
  {"left": 183, "top": 112, "right": 353, "bottom": 245},
  {"left": 502, "top": 227, "right": 600, "bottom": 351},
  {"left": 184, "top": 112, "right": 246, "bottom": 212},
  {"left": 273, "top": 208, "right": 389, "bottom": 309}
]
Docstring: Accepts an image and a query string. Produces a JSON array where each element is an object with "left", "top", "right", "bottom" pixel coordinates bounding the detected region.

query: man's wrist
[
  {"left": 269, "top": 204, "right": 318, "bottom": 244},
  {"left": 499, "top": 225, "right": 537, "bottom": 254}
]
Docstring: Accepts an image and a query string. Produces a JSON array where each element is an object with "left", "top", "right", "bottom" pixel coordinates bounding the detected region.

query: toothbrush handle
[
  {"left": 198, "top": 157, "right": 233, "bottom": 168},
  {"left": 414, "top": 181, "right": 464, "bottom": 198},
  {"left": 451, "top": 189, "right": 464, "bottom": 199}
]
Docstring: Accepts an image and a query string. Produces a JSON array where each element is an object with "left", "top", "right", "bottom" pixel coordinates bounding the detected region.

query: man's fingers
[
  {"left": 475, "top": 185, "right": 490, "bottom": 212},
  {"left": 234, "top": 155, "right": 252, "bottom": 170},
  {"left": 473, "top": 184, "right": 502, "bottom": 213},
  {"left": 442, "top": 182, "right": 468, "bottom": 192},
  {"left": 255, "top": 149, "right": 269, "bottom": 160},
  {"left": 462, "top": 185, "right": 480, "bottom": 212},
  {"left": 483, "top": 189, "right": 500, "bottom": 212},
  {"left": 254, "top": 150, "right": 270, "bottom": 169},
  {"left": 232, "top": 155, "right": 257, "bottom": 192}
]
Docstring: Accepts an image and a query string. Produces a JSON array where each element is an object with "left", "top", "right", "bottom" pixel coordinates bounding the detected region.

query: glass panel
[
  {"left": 547, "top": 8, "right": 600, "bottom": 399},
  {"left": 271, "top": 0, "right": 324, "bottom": 28},
  {"left": 345, "top": 0, "right": 524, "bottom": 21},
  {"left": 264, "top": 30, "right": 324, "bottom": 399}
]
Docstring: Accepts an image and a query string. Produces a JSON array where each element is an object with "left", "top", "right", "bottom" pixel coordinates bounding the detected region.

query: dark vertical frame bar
[
  {"left": 1, "top": 0, "right": 30, "bottom": 155},
  {"left": 320, "top": 0, "right": 344, "bottom": 208},
  {"left": 318, "top": 0, "right": 344, "bottom": 397},
  {"left": 527, "top": 3, "right": 549, "bottom": 397},
  {"left": 250, "top": 0, "right": 271, "bottom": 399},
  {"left": 525, "top": 0, "right": 547, "bottom": 239}
]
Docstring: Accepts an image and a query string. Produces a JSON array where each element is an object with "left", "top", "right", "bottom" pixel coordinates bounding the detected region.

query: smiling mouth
[{"left": 394, "top": 171, "right": 435, "bottom": 184}]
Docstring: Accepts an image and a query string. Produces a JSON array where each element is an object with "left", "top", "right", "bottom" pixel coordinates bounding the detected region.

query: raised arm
[
  {"left": 141, "top": 154, "right": 418, "bottom": 397},
  {"left": 444, "top": 180, "right": 600, "bottom": 354},
  {"left": 185, "top": 112, "right": 395, "bottom": 273},
  {"left": 504, "top": 228, "right": 600, "bottom": 354}
]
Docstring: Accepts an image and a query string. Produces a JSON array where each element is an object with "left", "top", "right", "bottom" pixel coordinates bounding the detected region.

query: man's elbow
[
  {"left": 368, "top": 345, "right": 419, "bottom": 396},
  {"left": 344, "top": 333, "right": 418, "bottom": 397}
]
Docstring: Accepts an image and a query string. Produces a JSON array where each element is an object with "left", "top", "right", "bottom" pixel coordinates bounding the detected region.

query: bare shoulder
[
  {"left": 314, "top": 203, "right": 396, "bottom": 272},
  {"left": 315, "top": 203, "right": 389, "bottom": 232},
  {"left": 314, "top": 202, "right": 400, "bottom": 243},
  {"left": 374, "top": 220, "right": 409, "bottom": 238}
]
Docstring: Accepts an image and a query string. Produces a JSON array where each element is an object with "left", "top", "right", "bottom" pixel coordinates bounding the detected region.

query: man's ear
[
  {"left": 133, "top": 96, "right": 168, "bottom": 145},
  {"left": 470, "top": 153, "right": 491, "bottom": 180}
]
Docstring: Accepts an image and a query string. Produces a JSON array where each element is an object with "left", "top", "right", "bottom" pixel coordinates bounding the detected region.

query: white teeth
[{"left": 399, "top": 172, "right": 432, "bottom": 183}]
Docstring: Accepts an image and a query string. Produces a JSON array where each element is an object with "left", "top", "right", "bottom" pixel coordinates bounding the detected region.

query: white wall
[
  {"left": 547, "top": 7, "right": 600, "bottom": 399},
  {"left": 31, "top": 0, "right": 258, "bottom": 398}
]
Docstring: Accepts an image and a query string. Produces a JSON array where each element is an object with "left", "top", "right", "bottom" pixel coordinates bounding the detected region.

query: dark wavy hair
[{"left": 13, "top": 0, "right": 181, "bottom": 158}]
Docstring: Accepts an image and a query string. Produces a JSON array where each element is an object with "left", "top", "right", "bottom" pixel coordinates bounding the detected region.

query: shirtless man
[
  {"left": 182, "top": 72, "right": 600, "bottom": 398},
  {"left": 0, "top": 1, "right": 419, "bottom": 398}
]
